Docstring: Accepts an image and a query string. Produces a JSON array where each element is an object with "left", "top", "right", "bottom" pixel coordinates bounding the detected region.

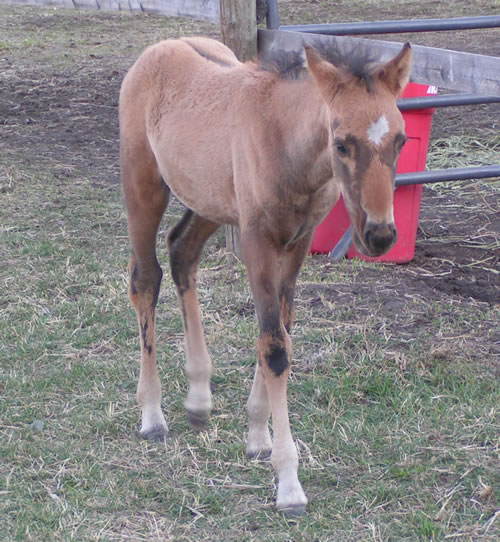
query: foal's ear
[
  {"left": 376, "top": 43, "right": 412, "bottom": 97},
  {"left": 304, "top": 44, "right": 342, "bottom": 102}
]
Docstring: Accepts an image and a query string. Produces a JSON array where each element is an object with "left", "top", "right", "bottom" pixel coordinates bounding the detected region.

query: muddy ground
[{"left": 0, "top": 3, "right": 498, "bottom": 307}]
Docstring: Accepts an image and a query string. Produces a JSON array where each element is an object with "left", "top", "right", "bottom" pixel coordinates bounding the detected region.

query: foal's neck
[{"left": 270, "top": 75, "right": 332, "bottom": 191}]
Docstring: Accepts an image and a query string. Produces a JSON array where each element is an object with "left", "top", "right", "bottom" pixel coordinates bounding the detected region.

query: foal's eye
[
  {"left": 397, "top": 136, "right": 408, "bottom": 152},
  {"left": 336, "top": 143, "right": 347, "bottom": 155}
]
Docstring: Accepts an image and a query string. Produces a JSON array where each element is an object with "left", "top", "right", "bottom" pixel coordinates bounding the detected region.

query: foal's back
[{"left": 121, "top": 37, "right": 240, "bottom": 96}]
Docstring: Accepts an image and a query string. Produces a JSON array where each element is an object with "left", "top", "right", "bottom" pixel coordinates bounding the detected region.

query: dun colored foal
[{"left": 120, "top": 37, "right": 412, "bottom": 514}]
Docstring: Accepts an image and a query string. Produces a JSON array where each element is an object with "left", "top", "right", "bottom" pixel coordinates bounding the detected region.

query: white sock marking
[{"left": 367, "top": 115, "right": 389, "bottom": 146}]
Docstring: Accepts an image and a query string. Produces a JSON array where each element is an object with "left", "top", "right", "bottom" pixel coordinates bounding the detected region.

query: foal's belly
[
  {"left": 157, "top": 153, "right": 238, "bottom": 225},
  {"left": 148, "top": 121, "right": 238, "bottom": 224}
]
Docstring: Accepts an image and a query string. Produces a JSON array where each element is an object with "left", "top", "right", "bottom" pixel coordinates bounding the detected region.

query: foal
[{"left": 120, "top": 37, "right": 412, "bottom": 514}]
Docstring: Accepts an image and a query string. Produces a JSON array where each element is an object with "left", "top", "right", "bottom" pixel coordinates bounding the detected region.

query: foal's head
[{"left": 305, "top": 43, "right": 413, "bottom": 257}]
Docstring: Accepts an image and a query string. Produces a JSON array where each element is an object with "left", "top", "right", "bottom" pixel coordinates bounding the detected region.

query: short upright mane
[{"left": 258, "top": 39, "right": 378, "bottom": 86}]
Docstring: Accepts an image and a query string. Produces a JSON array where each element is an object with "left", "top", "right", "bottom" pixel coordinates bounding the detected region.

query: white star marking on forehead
[{"left": 367, "top": 115, "right": 390, "bottom": 146}]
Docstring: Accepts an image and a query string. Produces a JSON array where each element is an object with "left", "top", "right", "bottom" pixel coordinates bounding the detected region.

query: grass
[
  {"left": 1, "top": 3, "right": 499, "bottom": 541},
  {"left": 1, "top": 162, "right": 498, "bottom": 541}
]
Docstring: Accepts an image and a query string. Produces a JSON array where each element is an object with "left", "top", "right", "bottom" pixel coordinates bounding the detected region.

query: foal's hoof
[
  {"left": 277, "top": 483, "right": 308, "bottom": 516},
  {"left": 186, "top": 409, "right": 209, "bottom": 431},
  {"left": 278, "top": 503, "right": 307, "bottom": 517},
  {"left": 247, "top": 448, "right": 272, "bottom": 460},
  {"left": 139, "top": 425, "right": 168, "bottom": 442}
]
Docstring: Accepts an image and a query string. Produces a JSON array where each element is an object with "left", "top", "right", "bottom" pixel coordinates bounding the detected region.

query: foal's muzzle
[{"left": 362, "top": 221, "right": 397, "bottom": 256}]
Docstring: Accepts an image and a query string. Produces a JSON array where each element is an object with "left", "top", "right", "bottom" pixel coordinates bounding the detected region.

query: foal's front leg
[
  {"left": 246, "top": 235, "right": 311, "bottom": 461},
  {"left": 242, "top": 234, "right": 308, "bottom": 515}
]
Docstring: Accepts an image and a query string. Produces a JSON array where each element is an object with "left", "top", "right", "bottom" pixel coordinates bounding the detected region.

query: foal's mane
[{"left": 258, "top": 40, "right": 378, "bottom": 88}]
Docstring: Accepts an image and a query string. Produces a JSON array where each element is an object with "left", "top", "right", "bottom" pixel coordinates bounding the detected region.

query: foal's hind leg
[
  {"left": 168, "top": 211, "right": 219, "bottom": 429},
  {"left": 246, "top": 364, "right": 272, "bottom": 459},
  {"left": 123, "top": 155, "right": 169, "bottom": 440}
]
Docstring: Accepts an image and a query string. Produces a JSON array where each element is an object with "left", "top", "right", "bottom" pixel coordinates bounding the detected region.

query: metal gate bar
[
  {"left": 279, "top": 15, "right": 500, "bottom": 35},
  {"left": 395, "top": 165, "right": 500, "bottom": 186},
  {"left": 398, "top": 94, "right": 500, "bottom": 110}
]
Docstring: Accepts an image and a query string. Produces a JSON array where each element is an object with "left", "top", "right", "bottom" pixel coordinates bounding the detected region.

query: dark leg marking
[
  {"left": 130, "top": 259, "right": 163, "bottom": 308},
  {"left": 140, "top": 320, "right": 152, "bottom": 356},
  {"left": 268, "top": 341, "right": 289, "bottom": 377},
  {"left": 168, "top": 209, "right": 194, "bottom": 248},
  {"left": 168, "top": 210, "right": 194, "bottom": 295},
  {"left": 131, "top": 264, "right": 138, "bottom": 296},
  {"left": 260, "top": 308, "right": 290, "bottom": 377}
]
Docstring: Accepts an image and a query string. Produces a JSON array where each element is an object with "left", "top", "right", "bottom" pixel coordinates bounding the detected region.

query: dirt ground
[{"left": 0, "top": 3, "right": 498, "bottom": 307}]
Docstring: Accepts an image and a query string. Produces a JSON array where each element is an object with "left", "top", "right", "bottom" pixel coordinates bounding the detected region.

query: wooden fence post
[
  {"left": 220, "top": 0, "right": 258, "bottom": 257},
  {"left": 220, "top": 0, "right": 258, "bottom": 60}
]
